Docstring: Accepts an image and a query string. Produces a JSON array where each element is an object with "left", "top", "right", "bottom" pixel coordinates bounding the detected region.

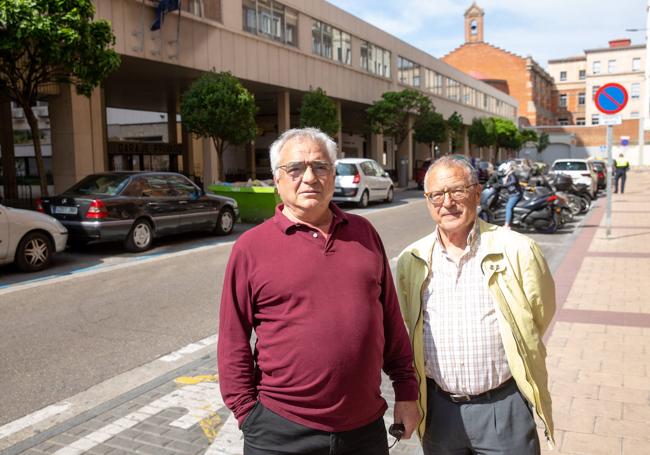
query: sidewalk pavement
[{"left": 2, "top": 170, "right": 650, "bottom": 455}]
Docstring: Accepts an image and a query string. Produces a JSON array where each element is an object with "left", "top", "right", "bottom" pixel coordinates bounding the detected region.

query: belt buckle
[{"left": 449, "top": 393, "right": 472, "bottom": 403}]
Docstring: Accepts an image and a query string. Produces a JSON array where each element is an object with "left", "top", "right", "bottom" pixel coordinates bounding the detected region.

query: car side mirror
[{"left": 383, "top": 172, "right": 390, "bottom": 178}]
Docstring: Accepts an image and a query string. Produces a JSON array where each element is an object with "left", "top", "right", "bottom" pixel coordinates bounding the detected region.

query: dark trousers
[
  {"left": 614, "top": 170, "right": 627, "bottom": 193},
  {"left": 422, "top": 378, "right": 540, "bottom": 455},
  {"left": 242, "top": 402, "right": 389, "bottom": 455}
]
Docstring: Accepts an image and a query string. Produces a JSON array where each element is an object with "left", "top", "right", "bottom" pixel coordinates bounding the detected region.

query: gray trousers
[
  {"left": 242, "top": 401, "right": 389, "bottom": 455},
  {"left": 423, "top": 379, "right": 540, "bottom": 455}
]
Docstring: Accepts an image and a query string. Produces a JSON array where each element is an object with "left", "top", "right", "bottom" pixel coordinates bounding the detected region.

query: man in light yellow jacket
[{"left": 397, "top": 156, "right": 555, "bottom": 454}]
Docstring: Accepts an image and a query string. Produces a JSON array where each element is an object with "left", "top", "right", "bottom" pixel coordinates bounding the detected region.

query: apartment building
[
  {"left": 442, "top": 2, "right": 555, "bottom": 127},
  {"left": 0, "top": 0, "right": 517, "bottom": 194},
  {"left": 548, "top": 39, "right": 645, "bottom": 127}
]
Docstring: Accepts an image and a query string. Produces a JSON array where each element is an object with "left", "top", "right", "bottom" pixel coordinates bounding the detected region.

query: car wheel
[
  {"left": 15, "top": 231, "right": 53, "bottom": 272},
  {"left": 124, "top": 218, "right": 153, "bottom": 252},
  {"left": 357, "top": 190, "right": 369, "bottom": 208},
  {"left": 385, "top": 187, "right": 394, "bottom": 203},
  {"left": 214, "top": 207, "right": 235, "bottom": 236}
]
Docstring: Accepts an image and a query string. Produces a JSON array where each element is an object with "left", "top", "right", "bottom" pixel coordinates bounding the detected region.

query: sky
[{"left": 327, "top": 0, "right": 647, "bottom": 68}]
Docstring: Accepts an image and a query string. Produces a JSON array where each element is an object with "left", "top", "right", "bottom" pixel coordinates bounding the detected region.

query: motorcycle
[{"left": 479, "top": 184, "right": 562, "bottom": 234}]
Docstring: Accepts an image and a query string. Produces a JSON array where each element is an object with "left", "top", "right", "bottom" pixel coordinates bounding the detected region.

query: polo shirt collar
[{"left": 273, "top": 202, "right": 349, "bottom": 234}]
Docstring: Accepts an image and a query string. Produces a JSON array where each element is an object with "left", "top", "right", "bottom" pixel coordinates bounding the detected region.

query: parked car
[
  {"left": 37, "top": 172, "right": 239, "bottom": 252},
  {"left": 333, "top": 158, "right": 394, "bottom": 208},
  {"left": 591, "top": 160, "right": 607, "bottom": 190},
  {"left": 551, "top": 159, "right": 598, "bottom": 198},
  {"left": 414, "top": 158, "right": 433, "bottom": 190},
  {"left": 0, "top": 202, "right": 68, "bottom": 272},
  {"left": 476, "top": 160, "right": 495, "bottom": 183}
]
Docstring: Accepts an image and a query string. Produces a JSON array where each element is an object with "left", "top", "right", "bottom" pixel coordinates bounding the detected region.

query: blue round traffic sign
[{"left": 594, "top": 83, "right": 628, "bottom": 115}]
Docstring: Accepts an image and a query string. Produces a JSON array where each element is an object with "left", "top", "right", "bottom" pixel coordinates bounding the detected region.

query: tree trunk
[
  {"left": 23, "top": 104, "right": 48, "bottom": 197},
  {"left": 0, "top": 99, "right": 18, "bottom": 201},
  {"left": 213, "top": 137, "right": 224, "bottom": 182}
]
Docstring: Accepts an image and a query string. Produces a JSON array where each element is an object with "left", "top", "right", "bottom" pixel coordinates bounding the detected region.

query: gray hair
[
  {"left": 269, "top": 128, "right": 338, "bottom": 176},
  {"left": 423, "top": 155, "right": 478, "bottom": 192}
]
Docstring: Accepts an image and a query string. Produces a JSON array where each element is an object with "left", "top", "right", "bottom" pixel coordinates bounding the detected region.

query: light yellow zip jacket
[{"left": 396, "top": 218, "right": 555, "bottom": 446}]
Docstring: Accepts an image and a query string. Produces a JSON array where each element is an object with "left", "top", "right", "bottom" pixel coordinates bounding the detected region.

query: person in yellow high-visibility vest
[{"left": 614, "top": 153, "right": 630, "bottom": 194}]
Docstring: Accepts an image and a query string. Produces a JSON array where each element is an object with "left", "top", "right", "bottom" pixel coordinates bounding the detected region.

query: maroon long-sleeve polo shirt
[{"left": 217, "top": 203, "right": 418, "bottom": 432}]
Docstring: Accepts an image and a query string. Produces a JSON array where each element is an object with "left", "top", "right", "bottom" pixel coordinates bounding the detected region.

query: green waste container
[{"left": 208, "top": 185, "right": 280, "bottom": 223}]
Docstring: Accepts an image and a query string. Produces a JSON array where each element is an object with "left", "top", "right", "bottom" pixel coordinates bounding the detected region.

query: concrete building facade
[
  {"left": 442, "top": 2, "right": 555, "bottom": 127},
  {"left": 0, "top": 0, "right": 517, "bottom": 197}
]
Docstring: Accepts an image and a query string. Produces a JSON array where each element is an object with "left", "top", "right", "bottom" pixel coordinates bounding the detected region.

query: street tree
[
  {"left": 537, "top": 132, "right": 550, "bottom": 153},
  {"left": 519, "top": 128, "right": 539, "bottom": 146},
  {"left": 468, "top": 117, "right": 496, "bottom": 161},
  {"left": 0, "top": 0, "right": 120, "bottom": 196},
  {"left": 493, "top": 117, "right": 522, "bottom": 152},
  {"left": 367, "top": 89, "right": 432, "bottom": 149},
  {"left": 299, "top": 87, "right": 339, "bottom": 137},
  {"left": 446, "top": 112, "right": 464, "bottom": 152},
  {"left": 180, "top": 71, "right": 258, "bottom": 182},
  {"left": 413, "top": 109, "right": 447, "bottom": 157}
]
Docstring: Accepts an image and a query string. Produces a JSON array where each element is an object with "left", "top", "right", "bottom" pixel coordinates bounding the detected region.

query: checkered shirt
[{"left": 422, "top": 222, "right": 511, "bottom": 395}]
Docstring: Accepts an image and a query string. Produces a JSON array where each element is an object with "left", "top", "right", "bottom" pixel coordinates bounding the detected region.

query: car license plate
[{"left": 53, "top": 205, "right": 78, "bottom": 215}]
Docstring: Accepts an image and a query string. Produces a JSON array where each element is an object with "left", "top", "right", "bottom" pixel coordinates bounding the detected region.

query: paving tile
[
  {"left": 577, "top": 371, "right": 624, "bottom": 387},
  {"left": 594, "top": 417, "right": 650, "bottom": 439},
  {"left": 622, "top": 437, "right": 650, "bottom": 454},
  {"left": 598, "top": 385, "right": 650, "bottom": 404},
  {"left": 623, "top": 374, "right": 650, "bottom": 391},
  {"left": 622, "top": 402, "right": 650, "bottom": 422},
  {"left": 570, "top": 398, "right": 623, "bottom": 419},
  {"left": 554, "top": 413, "right": 595, "bottom": 434},
  {"left": 551, "top": 381, "right": 599, "bottom": 400},
  {"left": 561, "top": 432, "right": 622, "bottom": 455}
]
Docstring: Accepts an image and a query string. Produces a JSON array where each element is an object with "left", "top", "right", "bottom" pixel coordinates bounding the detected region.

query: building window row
[
  {"left": 312, "top": 20, "right": 351, "bottom": 64},
  {"left": 243, "top": 0, "right": 297, "bottom": 46},
  {"left": 242, "top": 6, "right": 514, "bottom": 119},
  {"left": 360, "top": 41, "right": 391, "bottom": 78},
  {"left": 397, "top": 56, "right": 421, "bottom": 87}
]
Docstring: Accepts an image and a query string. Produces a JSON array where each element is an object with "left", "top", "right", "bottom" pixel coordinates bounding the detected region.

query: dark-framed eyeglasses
[
  {"left": 424, "top": 183, "right": 477, "bottom": 205},
  {"left": 388, "top": 423, "right": 405, "bottom": 449},
  {"left": 277, "top": 160, "right": 333, "bottom": 179}
]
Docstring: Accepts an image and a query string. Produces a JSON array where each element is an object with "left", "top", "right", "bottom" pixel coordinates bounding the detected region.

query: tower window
[{"left": 470, "top": 19, "right": 477, "bottom": 35}]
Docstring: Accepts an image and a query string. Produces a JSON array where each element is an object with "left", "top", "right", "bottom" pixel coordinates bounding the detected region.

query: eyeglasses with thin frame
[
  {"left": 277, "top": 161, "right": 333, "bottom": 179},
  {"left": 424, "top": 183, "right": 477, "bottom": 205}
]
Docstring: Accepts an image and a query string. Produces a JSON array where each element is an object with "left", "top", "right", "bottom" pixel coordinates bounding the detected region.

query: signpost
[{"left": 594, "top": 83, "right": 629, "bottom": 237}]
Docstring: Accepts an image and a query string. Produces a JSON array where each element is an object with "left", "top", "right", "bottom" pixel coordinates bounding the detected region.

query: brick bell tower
[{"left": 464, "top": 2, "right": 484, "bottom": 43}]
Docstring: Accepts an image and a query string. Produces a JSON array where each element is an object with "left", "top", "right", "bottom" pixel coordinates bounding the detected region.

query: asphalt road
[{"left": 0, "top": 190, "right": 588, "bottom": 426}]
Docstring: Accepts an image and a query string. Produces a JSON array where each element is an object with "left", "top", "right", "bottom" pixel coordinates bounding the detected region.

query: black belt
[{"left": 427, "top": 377, "right": 515, "bottom": 403}]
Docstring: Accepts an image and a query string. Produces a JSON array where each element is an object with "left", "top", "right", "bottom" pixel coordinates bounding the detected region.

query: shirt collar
[
  {"left": 433, "top": 219, "right": 480, "bottom": 256},
  {"left": 273, "top": 202, "right": 349, "bottom": 234}
]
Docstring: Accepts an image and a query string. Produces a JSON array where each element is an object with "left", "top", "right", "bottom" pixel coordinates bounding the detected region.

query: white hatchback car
[
  {"left": 551, "top": 159, "right": 598, "bottom": 198},
  {"left": 333, "top": 158, "right": 394, "bottom": 208},
  {"left": 0, "top": 203, "right": 68, "bottom": 272}
]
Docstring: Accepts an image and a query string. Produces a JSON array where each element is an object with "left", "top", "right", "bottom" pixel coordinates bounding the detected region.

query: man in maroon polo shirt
[{"left": 218, "top": 127, "right": 419, "bottom": 454}]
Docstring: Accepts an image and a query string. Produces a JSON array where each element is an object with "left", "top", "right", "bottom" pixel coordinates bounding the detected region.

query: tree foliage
[
  {"left": 493, "top": 117, "right": 522, "bottom": 151},
  {"left": 519, "top": 128, "right": 539, "bottom": 145},
  {"left": 0, "top": 0, "right": 121, "bottom": 196},
  {"left": 367, "top": 89, "right": 432, "bottom": 147},
  {"left": 447, "top": 111, "right": 464, "bottom": 152},
  {"left": 299, "top": 87, "right": 339, "bottom": 137},
  {"left": 467, "top": 117, "right": 496, "bottom": 148},
  {"left": 537, "top": 132, "right": 550, "bottom": 153},
  {"left": 181, "top": 71, "right": 258, "bottom": 182},
  {"left": 413, "top": 109, "right": 447, "bottom": 146}
]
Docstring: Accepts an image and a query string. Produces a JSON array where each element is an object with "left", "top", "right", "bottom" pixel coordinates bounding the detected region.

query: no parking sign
[{"left": 594, "top": 83, "right": 628, "bottom": 115}]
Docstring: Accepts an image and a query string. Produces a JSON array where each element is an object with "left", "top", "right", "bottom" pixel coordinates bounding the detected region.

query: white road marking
[
  {"left": 0, "top": 240, "right": 236, "bottom": 297},
  {"left": 0, "top": 403, "right": 71, "bottom": 440},
  {"left": 159, "top": 335, "right": 217, "bottom": 362},
  {"left": 53, "top": 381, "right": 243, "bottom": 455}
]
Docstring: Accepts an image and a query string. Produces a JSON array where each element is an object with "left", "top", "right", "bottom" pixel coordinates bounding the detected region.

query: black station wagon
[{"left": 37, "top": 172, "right": 239, "bottom": 252}]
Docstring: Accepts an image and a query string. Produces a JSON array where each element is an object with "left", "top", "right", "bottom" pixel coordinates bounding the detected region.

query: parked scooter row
[{"left": 478, "top": 165, "right": 598, "bottom": 234}]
